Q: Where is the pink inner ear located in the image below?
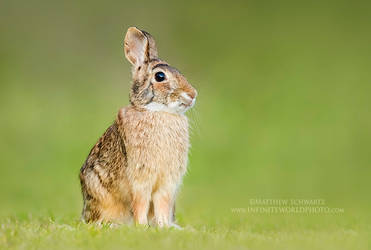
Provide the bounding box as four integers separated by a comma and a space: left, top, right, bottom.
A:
125, 30, 148, 66
125, 45, 137, 65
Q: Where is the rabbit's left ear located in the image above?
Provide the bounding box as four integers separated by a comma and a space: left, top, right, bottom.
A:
124, 27, 158, 66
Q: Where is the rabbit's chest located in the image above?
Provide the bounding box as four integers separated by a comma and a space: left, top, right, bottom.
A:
119, 108, 189, 176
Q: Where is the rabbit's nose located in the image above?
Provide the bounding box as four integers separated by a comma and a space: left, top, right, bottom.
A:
188, 89, 197, 100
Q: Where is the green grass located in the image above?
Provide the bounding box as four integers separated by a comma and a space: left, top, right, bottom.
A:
1, 0, 371, 249
1, 213, 369, 250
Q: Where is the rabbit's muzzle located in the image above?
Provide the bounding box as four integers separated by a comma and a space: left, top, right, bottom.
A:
180, 92, 196, 108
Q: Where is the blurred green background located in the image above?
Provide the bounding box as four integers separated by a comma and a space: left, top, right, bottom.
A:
0, 0, 371, 248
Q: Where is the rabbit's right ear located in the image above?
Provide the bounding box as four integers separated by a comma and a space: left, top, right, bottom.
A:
124, 27, 158, 66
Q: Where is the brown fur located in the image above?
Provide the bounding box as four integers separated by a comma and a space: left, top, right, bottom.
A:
79, 27, 197, 228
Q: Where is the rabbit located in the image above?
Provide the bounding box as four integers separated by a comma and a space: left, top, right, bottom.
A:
79, 27, 197, 228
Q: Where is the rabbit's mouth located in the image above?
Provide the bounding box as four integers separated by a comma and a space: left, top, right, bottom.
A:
166, 100, 193, 114
179, 99, 195, 109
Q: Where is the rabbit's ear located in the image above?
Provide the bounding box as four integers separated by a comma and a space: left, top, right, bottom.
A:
124, 27, 158, 66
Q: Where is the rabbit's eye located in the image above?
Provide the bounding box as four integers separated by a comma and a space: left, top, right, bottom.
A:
155, 72, 166, 82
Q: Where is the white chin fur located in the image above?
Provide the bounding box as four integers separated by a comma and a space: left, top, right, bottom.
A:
145, 102, 188, 114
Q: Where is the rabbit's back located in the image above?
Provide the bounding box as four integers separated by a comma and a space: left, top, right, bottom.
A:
79, 123, 130, 222
80, 123, 127, 188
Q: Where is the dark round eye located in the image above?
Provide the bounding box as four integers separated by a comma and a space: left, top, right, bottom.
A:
155, 71, 166, 82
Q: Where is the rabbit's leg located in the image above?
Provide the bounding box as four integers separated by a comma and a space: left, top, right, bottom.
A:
148, 202, 176, 227
132, 190, 151, 225
82, 196, 103, 223
80, 168, 129, 224
152, 185, 177, 228
82, 191, 130, 224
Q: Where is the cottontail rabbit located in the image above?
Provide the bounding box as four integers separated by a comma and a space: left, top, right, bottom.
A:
79, 27, 197, 228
